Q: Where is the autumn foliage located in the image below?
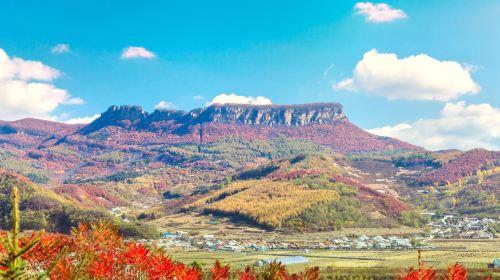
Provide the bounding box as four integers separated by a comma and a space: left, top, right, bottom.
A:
2, 219, 328, 280
418, 149, 500, 186
1, 221, 496, 279
397, 264, 470, 280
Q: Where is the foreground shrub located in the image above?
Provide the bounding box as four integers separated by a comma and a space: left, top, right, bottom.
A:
398, 263, 471, 280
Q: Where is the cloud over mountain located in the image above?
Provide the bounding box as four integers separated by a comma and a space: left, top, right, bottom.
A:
207, 93, 272, 106
335, 49, 480, 101
367, 102, 500, 150
154, 101, 175, 110
0, 48, 83, 120
64, 114, 100, 124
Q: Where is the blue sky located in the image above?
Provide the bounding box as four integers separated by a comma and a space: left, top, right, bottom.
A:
1, 0, 499, 150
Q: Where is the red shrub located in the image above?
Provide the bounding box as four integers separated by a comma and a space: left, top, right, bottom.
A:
211, 260, 231, 280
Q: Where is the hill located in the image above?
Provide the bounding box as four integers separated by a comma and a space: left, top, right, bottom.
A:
417, 149, 500, 186
0, 169, 158, 238
184, 154, 408, 231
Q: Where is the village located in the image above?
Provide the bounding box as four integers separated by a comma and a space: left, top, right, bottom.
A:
105, 206, 500, 252
427, 215, 497, 239
149, 232, 418, 252
139, 215, 498, 252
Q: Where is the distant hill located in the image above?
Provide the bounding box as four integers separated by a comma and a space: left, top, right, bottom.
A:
417, 149, 500, 186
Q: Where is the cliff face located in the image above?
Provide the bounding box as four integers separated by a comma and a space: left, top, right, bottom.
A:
79, 105, 148, 134
193, 103, 345, 126
81, 103, 346, 134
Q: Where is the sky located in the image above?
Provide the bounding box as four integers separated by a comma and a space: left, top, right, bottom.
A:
0, 0, 499, 151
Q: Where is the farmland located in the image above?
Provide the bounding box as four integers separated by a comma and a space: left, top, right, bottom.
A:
165, 239, 500, 273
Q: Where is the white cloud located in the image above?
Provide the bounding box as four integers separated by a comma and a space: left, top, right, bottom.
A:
63, 114, 100, 124
367, 102, 500, 150
0, 49, 61, 81
121, 46, 156, 59
193, 95, 204, 100
51, 44, 70, 54
207, 93, 272, 106
354, 2, 407, 23
0, 48, 83, 120
335, 49, 480, 101
154, 101, 175, 110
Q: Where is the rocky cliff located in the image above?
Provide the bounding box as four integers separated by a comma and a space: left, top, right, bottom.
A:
80, 103, 346, 134
191, 103, 345, 126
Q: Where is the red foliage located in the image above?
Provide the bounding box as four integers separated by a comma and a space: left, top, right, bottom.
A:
398, 264, 469, 280
443, 263, 467, 280
418, 149, 499, 186
20, 232, 71, 269
4, 222, 484, 280
330, 174, 407, 215
398, 266, 437, 280
210, 260, 231, 280
237, 267, 257, 280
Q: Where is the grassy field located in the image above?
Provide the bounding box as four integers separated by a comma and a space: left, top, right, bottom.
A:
164, 239, 500, 273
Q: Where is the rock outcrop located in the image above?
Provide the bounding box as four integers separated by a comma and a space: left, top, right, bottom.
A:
80, 103, 346, 134
191, 103, 345, 126
79, 105, 148, 134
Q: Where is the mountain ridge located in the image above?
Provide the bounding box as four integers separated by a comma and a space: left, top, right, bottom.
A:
0, 102, 422, 153
79, 102, 347, 134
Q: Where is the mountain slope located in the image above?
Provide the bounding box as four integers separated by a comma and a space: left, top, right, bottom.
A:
0, 169, 107, 232
184, 154, 408, 231
64, 103, 422, 153
0, 169, 158, 238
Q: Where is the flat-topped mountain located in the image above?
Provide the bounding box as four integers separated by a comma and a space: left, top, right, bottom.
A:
80, 103, 346, 134
0, 102, 421, 152
190, 102, 346, 126
69, 102, 419, 152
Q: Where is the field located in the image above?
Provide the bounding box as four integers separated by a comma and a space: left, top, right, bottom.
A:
165, 239, 500, 274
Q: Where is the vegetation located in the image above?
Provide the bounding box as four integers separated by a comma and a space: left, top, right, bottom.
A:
0, 170, 158, 239
398, 210, 431, 228
0, 172, 495, 279
412, 169, 500, 218
94, 151, 127, 163
186, 153, 411, 230
0, 153, 49, 184
284, 199, 364, 231
392, 153, 441, 168
417, 149, 499, 186
189, 180, 339, 228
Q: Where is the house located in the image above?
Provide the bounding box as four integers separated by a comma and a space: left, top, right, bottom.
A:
488, 259, 500, 269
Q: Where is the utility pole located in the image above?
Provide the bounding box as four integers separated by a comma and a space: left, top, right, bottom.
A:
198, 123, 203, 153
418, 249, 422, 280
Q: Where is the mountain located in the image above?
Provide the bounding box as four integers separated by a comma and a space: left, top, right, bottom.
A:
74, 103, 421, 153
0, 102, 498, 234
0, 118, 81, 149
